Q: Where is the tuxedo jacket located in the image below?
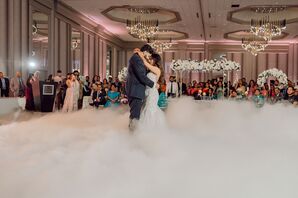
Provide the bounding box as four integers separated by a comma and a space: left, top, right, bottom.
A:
125, 53, 154, 100
92, 90, 106, 103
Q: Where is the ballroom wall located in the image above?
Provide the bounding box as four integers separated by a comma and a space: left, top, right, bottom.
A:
123, 42, 298, 83
0, 0, 126, 80
0, 0, 297, 83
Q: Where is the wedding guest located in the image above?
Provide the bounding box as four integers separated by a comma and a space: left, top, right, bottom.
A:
285, 86, 298, 104
45, 74, 54, 83
62, 73, 75, 112
253, 89, 265, 108
25, 74, 35, 111
166, 76, 179, 98
108, 75, 113, 84
261, 83, 269, 97
54, 71, 64, 111
53, 70, 63, 84
236, 80, 246, 95
73, 71, 81, 111
0, 71, 9, 97
83, 76, 92, 96
229, 88, 238, 99
105, 83, 120, 107
91, 84, 106, 108
102, 78, 109, 89
31, 71, 41, 111
159, 79, 167, 94
216, 81, 224, 99
10, 71, 25, 97
247, 80, 256, 98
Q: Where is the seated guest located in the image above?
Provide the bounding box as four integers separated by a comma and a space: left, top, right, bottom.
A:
83, 76, 92, 96
91, 84, 106, 108
0, 71, 9, 97
207, 88, 216, 100
285, 86, 298, 105
105, 83, 120, 107
253, 89, 265, 108
229, 88, 238, 99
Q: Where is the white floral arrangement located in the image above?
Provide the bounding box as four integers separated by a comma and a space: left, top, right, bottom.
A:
170, 58, 240, 72
257, 68, 288, 89
118, 67, 128, 82
170, 59, 202, 71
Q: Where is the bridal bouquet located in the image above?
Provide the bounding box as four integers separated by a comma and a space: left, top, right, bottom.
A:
257, 68, 288, 89
118, 67, 128, 82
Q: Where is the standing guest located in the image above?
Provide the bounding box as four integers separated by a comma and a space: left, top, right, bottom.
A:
91, 84, 106, 108
25, 74, 35, 111
83, 76, 92, 96
31, 71, 41, 111
73, 71, 81, 111
105, 83, 120, 107
10, 71, 25, 97
54, 70, 64, 110
159, 79, 167, 94
45, 74, 54, 83
53, 70, 63, 84
114, 77, 122, 91
108, 75, 113, 84
166, 76, 179, 98
102, 78, 109, 89
216, 81, 224, 99
62, 73, 75, 112
247, 80, 256, 98
0, 71, 9, 97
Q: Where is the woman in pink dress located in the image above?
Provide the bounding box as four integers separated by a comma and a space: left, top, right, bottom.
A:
62, 73, 75, 112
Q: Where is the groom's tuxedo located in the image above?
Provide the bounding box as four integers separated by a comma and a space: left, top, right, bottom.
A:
126, 53, 154, 120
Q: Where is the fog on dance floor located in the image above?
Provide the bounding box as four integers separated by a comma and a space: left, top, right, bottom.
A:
0, 98, 298, 198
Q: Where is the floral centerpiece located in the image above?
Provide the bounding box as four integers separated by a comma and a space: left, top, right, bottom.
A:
257, 68, 288, 89
118, 67, 128, 82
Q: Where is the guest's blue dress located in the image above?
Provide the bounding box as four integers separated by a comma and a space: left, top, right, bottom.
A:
105, 91, 120, 107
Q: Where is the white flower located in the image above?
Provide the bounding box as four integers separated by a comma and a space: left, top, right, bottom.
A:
257, 68, 287, 89
118, 67, 128, 82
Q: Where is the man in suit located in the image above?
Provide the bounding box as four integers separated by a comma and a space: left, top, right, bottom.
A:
0, 72, 10, 97
126, 44, 155, 131
10, 71, 25, 97
166, 76, 179, 98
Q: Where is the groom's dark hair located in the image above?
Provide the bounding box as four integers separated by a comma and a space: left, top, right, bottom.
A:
140, 44, 154, 54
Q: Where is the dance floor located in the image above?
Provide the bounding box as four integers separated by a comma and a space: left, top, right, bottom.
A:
0, 98, 297, 198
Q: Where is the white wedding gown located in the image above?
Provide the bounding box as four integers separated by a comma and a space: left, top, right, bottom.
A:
138, 72, 166, 130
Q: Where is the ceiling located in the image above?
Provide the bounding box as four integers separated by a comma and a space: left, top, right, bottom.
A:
61, 0, 298, 43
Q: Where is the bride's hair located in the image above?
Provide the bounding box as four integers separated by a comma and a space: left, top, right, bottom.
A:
151, 53, 164, 84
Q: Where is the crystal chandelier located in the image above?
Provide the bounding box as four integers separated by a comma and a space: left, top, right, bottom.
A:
241, 37, 268, 56
250, 16, 286, 41
126, 16, 159, 41
149, 40, 172, 54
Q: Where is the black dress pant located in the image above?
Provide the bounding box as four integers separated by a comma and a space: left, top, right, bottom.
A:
0, 89, 9, 97
128, 97, 143, 120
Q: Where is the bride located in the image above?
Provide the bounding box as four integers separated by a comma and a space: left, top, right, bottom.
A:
135, 50, 166, 130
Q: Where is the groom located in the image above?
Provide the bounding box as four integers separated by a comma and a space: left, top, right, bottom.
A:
126, 44, 155, 131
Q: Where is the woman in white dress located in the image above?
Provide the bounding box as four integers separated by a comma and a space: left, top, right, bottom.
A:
62, 73, 75, 112
136, 51, 166, 130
